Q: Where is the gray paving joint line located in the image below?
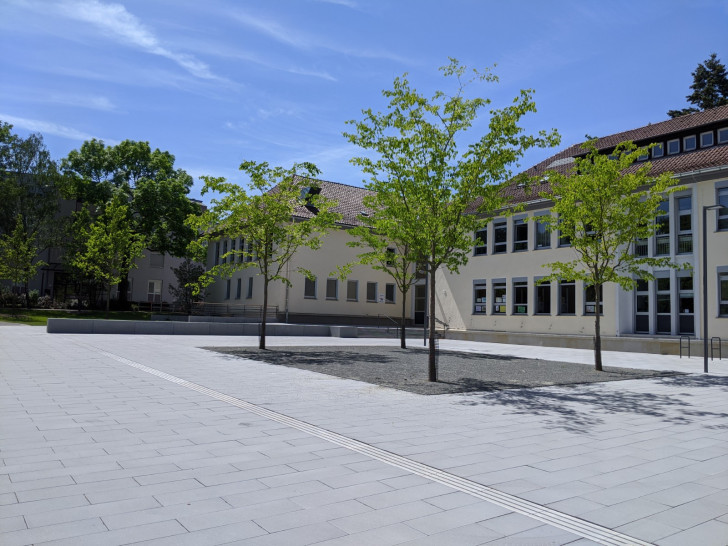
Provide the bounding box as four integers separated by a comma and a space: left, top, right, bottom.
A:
95, 347, 651, 546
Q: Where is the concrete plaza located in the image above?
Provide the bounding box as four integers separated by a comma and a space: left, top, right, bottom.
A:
1, 324, 727, 545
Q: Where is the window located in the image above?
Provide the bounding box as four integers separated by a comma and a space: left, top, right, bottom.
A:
238, 238, 244, 262
535, 218, 550, 249
366, 282, 377, 302
667, 139, 680, 155
347, 280, 358, 301
513, 219, 528, 251
326, 278, 338, 300
230, 238, 237, 263
652, 143, 664, 158
676, 196, 692, 254
222, 240, 228, 264
247, 277, 254, 299
635, 279, 649, 333
385, 248, 395, 266
718, 127, 728, 144
559, 280, 575, 315
148, 280, 162, 303
492, 280, 506, 314
584, 285, 603, 315
474, 228, 487, 255
683, 135, 697, 152
719, 272, 728, 317
245, 240, 254, 262
655, 200, 670, 256
513, 279, 528, 314
718, 187, 728, 231
678, 274, 694, 335
235, 278, 242, 299
558, 215, 571, 247
214, 242, 220, 265
535, 280, 551, 315
385, 283, 395, 303
656, 276, 671, 334
493, 221, 507, 253
225, 279, 231, 300
700, 131, 714, 148
473, 282, 487, 314
304, 276, 316, 299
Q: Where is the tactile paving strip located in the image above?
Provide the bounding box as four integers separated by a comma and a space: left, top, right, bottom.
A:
98, 348, 651, 546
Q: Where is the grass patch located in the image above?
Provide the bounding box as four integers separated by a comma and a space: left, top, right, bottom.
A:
0, 309, 153, 326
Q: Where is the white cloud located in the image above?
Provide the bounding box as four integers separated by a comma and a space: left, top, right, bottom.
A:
50, 94, 117, 111
52, 0, 221, 81
0, 113, 113, 143
230, 10, 412, 64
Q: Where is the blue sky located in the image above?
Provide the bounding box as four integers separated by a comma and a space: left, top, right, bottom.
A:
1, 0, 727, 203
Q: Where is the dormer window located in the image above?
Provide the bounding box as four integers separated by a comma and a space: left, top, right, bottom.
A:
718, 127, 728, 144
300, 186, 322, 201
652, 143, 664, 158
683, 135, 696, 152
667, 139, 680, 155
701, 131, 714, 148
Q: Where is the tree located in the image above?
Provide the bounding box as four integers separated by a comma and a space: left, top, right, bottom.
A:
345, 59, 560, 381
63, 139, 200, 306
538, 140, 683, 371
344, 195, 421, 349
188, 161, 341, 349
668, 53, 728, 118
71, 192, 146, 315
0, 121, 62, 248
0, 215, 47, 308
168, 258, 206, 314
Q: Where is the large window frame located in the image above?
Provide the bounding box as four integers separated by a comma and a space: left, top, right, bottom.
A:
493, 221, 507, 254
474, 228, 488, 256
304, 276, 317, 299
719, 269, 728, 317
492, 280, 506, 314
513, 219, 528, 252
385, 283, 396, 304
246, 277, 254, 299
326, 278, 338, 300
535, 279, 551, 315
347, 280, 358, 302
473, 281, 487, 315
718, 187, 728, 231
366, 282, 378, 302
559, 280, 575, 315
655, 200, 670, 256
534, 216, 550, 249
584, 284, 603, 315
676, 195, 692, 254
700, 131, 714, 148
512, 278, 528, 315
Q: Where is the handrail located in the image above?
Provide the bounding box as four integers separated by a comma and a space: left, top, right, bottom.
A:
378, 314, 400, 339
680, 335, 691, 359
711, 337, 722, 361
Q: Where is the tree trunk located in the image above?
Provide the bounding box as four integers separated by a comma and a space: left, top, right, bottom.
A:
400, 287, 407, 349
260, 276, 268, 350
118, 276, 130, 310
428, 269, 437, 382
594, 284, 603, 371
24, 280, 30, 309
105, 283, 111, 319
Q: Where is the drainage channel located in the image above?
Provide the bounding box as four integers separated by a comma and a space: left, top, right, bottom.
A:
98, 349, 651, 546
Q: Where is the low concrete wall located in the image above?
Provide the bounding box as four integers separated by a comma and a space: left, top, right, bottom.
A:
444, 329, 710, 356
47, 318, 334, 337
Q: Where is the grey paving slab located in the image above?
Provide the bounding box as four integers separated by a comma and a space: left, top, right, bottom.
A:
1, 326, 727, 545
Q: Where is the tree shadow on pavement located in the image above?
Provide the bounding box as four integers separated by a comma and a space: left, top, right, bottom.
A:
458, 374, 728, 434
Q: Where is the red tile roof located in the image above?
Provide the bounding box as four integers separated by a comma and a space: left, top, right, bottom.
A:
290, 177, 375, 227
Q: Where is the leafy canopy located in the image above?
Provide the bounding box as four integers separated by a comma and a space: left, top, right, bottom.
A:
668, 53, 728, 118
538, 140, 683, 290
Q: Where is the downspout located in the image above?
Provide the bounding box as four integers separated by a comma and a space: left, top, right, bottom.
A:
285, 255, 290, 323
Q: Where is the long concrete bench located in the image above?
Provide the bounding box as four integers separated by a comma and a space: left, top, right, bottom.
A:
46, 318, 338, 337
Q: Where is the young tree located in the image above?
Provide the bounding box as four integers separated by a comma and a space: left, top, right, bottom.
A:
344, 195, 421, 349
345, 59, 560, 381
539, 140, 683, 371
0, 215, 47, 308
668, 53, 728, 118
188, 161, 341, 349
168, 258, 206, 314
71, 193, 146, 315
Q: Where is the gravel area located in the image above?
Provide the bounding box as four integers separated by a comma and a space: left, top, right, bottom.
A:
206, 345, 679, 395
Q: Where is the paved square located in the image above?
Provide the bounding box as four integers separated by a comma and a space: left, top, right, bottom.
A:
1, 324, 727, 545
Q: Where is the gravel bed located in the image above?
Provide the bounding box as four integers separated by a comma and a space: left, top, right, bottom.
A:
206, 345, 679, 395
